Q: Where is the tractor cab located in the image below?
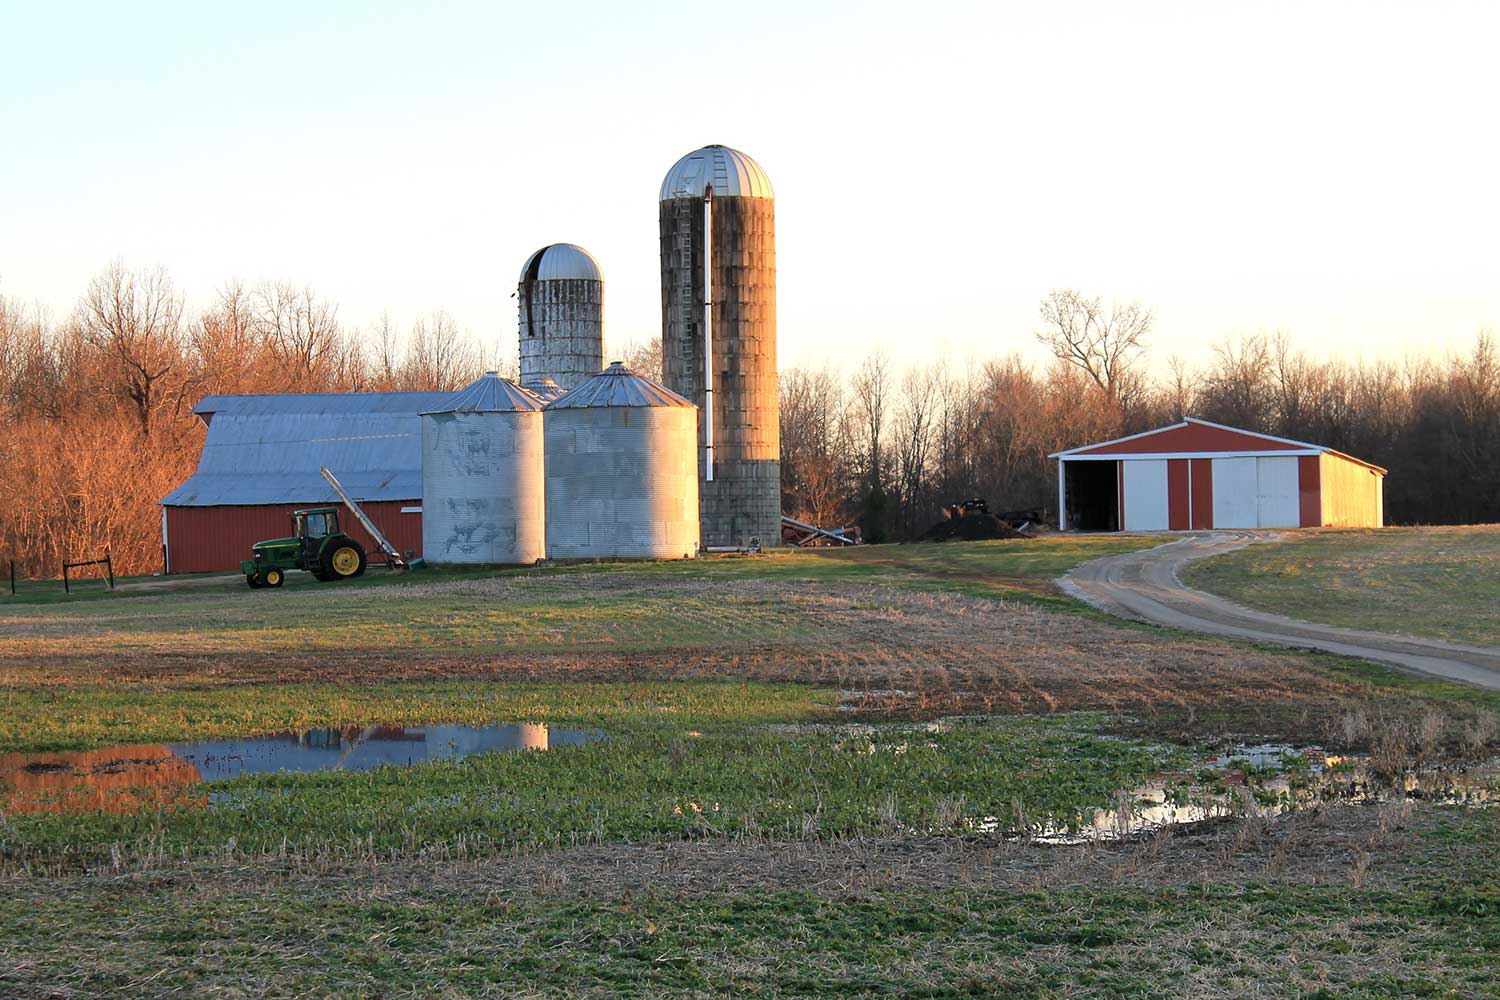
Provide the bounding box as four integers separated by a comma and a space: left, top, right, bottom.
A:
294, 507, 340, 541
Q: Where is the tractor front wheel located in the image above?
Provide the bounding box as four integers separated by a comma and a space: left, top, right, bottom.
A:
263, 567, 285, 588
323, 540, 367, 581
246, 572, 263, 589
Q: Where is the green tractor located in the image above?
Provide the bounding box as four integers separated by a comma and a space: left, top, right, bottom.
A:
241, 506, 368, 588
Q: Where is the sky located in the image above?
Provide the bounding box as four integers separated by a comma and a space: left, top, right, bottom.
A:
1, 1, 1497, 376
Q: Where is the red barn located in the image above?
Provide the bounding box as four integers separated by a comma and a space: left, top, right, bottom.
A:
1051, 418, 1386, 531
160, 391, 452, 573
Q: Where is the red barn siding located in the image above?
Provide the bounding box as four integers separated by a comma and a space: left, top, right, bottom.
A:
1297, 455, 1322, 528
165, 502, 422, 574
1189, 459, 1214, 529
1167, 459, 1190, 530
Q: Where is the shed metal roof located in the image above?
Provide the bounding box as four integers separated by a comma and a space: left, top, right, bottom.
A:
164, 391, 453, 506
1050, 418, 1387, 474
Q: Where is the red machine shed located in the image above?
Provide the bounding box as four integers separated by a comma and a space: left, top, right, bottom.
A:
1051, 418, 1386, 532
160, 391, 452, 573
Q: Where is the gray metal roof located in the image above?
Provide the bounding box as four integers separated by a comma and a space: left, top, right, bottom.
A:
421, 372, 544, 414
164, 390, 453, 506
660, 144, 773, 201
518, 243, 602, 283
545, 362, 695, 410
521, 376, 566, 402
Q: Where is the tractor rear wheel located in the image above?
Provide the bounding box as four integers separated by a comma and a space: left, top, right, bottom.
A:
264, 567, 285, 588
323, 540, 367, 580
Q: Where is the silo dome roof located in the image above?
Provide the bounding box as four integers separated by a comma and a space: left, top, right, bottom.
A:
518, 243, 602, 283
659, 144, 773, 201
545, 362, 694, 409
422, 372, 545, 414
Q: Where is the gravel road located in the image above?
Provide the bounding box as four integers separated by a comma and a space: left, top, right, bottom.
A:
1061, 531, 1500, 691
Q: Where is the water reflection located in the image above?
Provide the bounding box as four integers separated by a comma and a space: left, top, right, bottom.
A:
0, 722, 596, 815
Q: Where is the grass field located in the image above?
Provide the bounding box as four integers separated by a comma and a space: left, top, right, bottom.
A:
1184, 526, 1500, 646
2, 535, 1498, 998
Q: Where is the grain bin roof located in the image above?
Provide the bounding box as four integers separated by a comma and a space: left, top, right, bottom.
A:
518, 243, 602, 283
545, 362, 694, 410
660, 144, 773, 200
421, 372, 544, 414
161, 390, 452, 506
521, 376, 565, 402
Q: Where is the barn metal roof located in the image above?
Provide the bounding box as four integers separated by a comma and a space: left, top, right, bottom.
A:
544, 362, 694, 410
660, 144, 774, 201
518, 243, 602, 283
421, 372, 544, 414
163, 391, 454, 506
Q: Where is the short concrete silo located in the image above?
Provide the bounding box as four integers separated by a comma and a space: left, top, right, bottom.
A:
659, 144, 781, 548
518, 243, 604, 391
420, 372, 546, 565
544, 362, 699, 561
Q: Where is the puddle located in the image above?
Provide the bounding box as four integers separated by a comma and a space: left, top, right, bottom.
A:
1003, 746, 1499, 845
0, 722, 598, 815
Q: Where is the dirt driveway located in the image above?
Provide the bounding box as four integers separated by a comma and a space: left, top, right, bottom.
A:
1062, 531, 1500, 691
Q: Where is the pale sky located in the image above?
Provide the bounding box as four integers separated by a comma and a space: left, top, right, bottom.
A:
1, 1, 1496, 376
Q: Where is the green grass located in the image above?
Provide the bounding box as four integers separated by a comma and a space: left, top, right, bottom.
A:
4, 697, 1174, 858
1184, 526, 1500, 646
4, 811, 1498, 998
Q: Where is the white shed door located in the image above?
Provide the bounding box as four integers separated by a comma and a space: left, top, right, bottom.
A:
1122, 459, 1169, 530
1211, 457, 1258, 528
1255, 456, 1300, 527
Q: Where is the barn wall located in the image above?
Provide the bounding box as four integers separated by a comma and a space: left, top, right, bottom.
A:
1167, 459, 1190, 530
1319, 453, 1384, 528
165, 502, 422, 574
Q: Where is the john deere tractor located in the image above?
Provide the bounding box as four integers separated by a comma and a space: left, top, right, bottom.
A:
241, 507, 368, 588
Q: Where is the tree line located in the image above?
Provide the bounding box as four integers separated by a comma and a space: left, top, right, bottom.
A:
781, 289, 1500, 541
2, 264, 1496, 576
0, 261, 505, 578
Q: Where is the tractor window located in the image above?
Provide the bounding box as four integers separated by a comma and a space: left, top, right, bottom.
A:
304, 512, 331, 537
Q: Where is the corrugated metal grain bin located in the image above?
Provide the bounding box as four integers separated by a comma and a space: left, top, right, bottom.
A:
543, 362, 699, 560
420, 372, 546, 565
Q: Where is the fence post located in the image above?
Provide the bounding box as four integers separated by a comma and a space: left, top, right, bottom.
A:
63, 561, 70, 595
8, 560, 13, 596
106, 550, 114, 589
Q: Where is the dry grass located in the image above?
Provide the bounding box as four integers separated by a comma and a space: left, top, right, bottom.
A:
6, 574, 1491, 749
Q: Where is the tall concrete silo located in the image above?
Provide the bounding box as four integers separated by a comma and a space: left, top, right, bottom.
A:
659, 144, 780, 548
420, 372, 545, 565
543, 362, 699, 561
518, 243, 604, 391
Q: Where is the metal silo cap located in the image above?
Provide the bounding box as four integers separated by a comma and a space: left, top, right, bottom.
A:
544, 362, 696, 409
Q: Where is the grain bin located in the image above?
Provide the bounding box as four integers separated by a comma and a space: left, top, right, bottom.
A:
518, 243, 604, 391
659, 144, 780, 548
520, 376, 565, 403
544, 362, 699, 560
420, 372, 545, 565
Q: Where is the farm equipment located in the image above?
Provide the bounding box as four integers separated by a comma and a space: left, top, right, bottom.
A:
241, 467, 411, 588
241, 507, 367, 588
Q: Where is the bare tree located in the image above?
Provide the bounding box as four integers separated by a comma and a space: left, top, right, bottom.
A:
252, 281, 344, 386
1035, 288, 1153, 407
402, 310, 480, 391
621, 336, 664, 383
76, 261, 185, 436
